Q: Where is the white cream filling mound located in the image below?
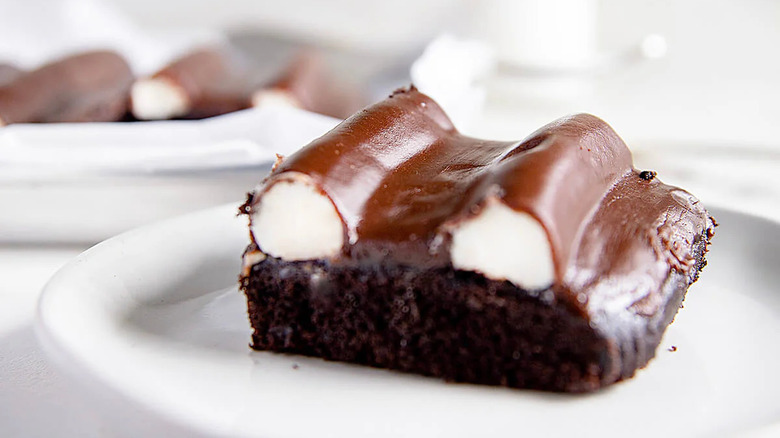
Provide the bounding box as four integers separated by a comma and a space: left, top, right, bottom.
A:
251, 175, 344, 261
130, 78, 190, 120
449, 200, 555, 290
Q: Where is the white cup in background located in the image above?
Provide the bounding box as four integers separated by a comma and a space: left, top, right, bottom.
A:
468, 0, 597, 70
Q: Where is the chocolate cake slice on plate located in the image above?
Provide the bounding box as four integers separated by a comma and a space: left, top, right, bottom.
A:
239, 86, 714, 392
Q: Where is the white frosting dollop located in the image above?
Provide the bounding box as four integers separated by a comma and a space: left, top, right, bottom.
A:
251, 173, 344, 261
449, 199, 555, 290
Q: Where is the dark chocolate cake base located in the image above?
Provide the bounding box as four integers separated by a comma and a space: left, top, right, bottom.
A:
240, 236, 708, 393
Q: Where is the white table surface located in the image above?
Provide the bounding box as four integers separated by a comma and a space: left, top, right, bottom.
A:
0, 246, 102, 437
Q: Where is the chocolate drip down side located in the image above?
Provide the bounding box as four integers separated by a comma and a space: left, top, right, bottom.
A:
566, 174, 714, 377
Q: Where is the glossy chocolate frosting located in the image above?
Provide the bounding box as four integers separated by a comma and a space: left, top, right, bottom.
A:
0, 51, 133, 125
249, 86, 713, 319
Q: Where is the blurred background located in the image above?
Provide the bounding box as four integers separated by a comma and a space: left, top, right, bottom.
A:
1, 1, 779, 437
9, 0, 773, 141
1, 0, 778, 241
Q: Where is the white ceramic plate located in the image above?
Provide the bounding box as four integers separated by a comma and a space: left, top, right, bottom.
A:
36, 204, 780, 438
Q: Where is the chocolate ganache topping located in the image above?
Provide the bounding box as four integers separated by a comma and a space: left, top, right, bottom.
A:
247, 86, 714, 320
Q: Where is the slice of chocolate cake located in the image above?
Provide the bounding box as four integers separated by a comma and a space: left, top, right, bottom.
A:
239, 86, 715, 392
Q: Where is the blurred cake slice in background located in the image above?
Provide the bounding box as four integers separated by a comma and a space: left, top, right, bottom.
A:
0, 51, 133, 126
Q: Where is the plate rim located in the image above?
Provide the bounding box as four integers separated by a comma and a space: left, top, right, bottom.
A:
34, 202, 780, 438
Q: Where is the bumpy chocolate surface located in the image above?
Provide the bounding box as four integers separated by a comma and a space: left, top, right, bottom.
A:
242, 87, 715, 391
250, 87, 713, 309
0, 51, 133, 125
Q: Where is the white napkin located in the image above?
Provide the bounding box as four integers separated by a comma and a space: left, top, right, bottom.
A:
411, 34, 495, 134
0, 106, 339, 180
